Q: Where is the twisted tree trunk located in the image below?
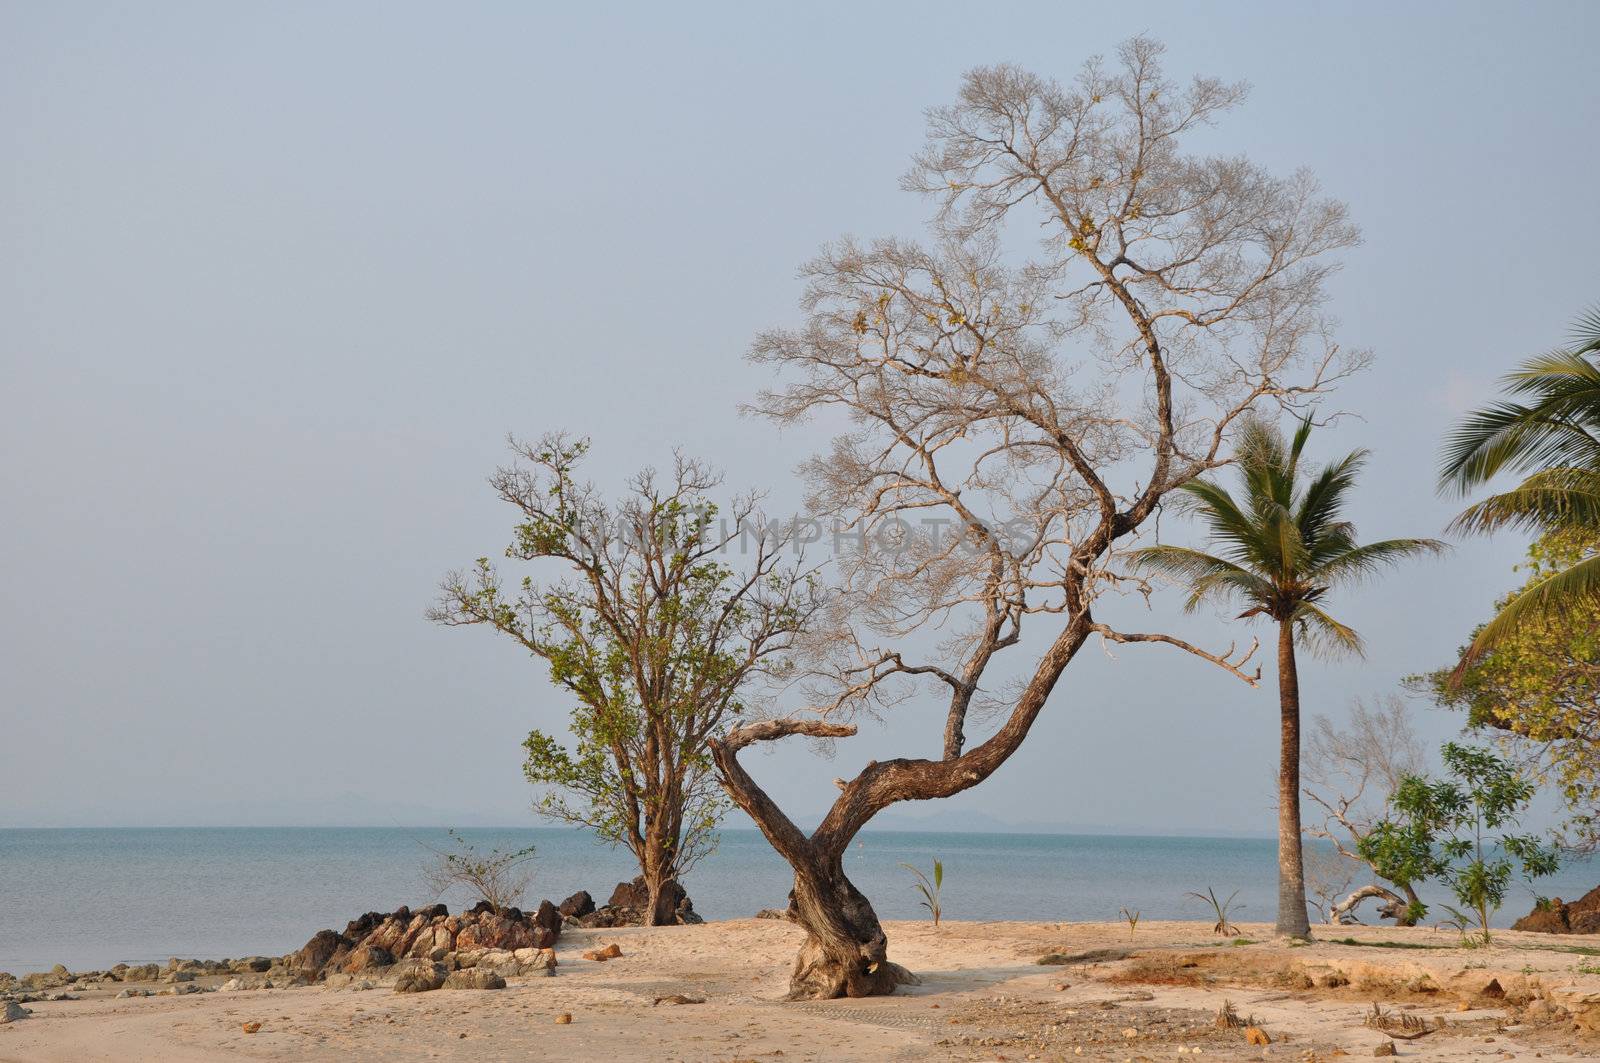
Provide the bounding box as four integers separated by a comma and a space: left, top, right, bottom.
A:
785, 849, 917, 999
1329, 882, 1421, 926
1276, 619, 1312, 939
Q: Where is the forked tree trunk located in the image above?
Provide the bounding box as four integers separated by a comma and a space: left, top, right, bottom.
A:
786, 850, 918, 999
639, 819, 681, 927
1276, 619, 1312, 939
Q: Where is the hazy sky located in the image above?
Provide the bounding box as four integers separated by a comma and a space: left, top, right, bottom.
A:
3, 1, 1597, 834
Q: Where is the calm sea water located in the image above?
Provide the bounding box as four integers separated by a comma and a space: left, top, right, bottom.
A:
3, 827, 1595, 974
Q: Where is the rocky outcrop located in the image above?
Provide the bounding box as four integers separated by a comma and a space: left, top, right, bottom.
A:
288, 901, 562, 981
565, 877, 703, 928
1511, 885, 1600, 934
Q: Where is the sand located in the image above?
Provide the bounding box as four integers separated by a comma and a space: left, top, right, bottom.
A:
3, 918, 1599, 1061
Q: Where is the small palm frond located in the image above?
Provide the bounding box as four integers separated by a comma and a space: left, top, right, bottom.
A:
1292, 601, 1365, 659
1573, 304, 1600, 356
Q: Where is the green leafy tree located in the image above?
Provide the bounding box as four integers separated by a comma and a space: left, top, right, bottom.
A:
1359, 743, 1560, 943
1414, 530, 1600, 849
1132, 417, 1445, 938
431, 435, 819, 925
1439, 305, 1600, 660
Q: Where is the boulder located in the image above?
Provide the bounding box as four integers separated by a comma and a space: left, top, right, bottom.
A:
392, 961, 448, 994
443, 968, 506, 990
1, 1001, 29, 1024
340, 945, 394, 974
289, 929, 347, 973
559, 891, 595, 919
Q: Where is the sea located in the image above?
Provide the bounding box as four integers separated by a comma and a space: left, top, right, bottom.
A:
3, 827, 1596, 975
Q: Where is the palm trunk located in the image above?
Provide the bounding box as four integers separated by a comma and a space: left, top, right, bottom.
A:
1276, 618, 1312, 939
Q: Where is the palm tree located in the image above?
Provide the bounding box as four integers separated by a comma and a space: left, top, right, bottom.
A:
1132, 417, 1445, 938
1440, 305, 1600, 660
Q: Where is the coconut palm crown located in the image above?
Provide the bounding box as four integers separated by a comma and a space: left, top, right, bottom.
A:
1439, 305, 1600, 659
1132, 415, 1445, 938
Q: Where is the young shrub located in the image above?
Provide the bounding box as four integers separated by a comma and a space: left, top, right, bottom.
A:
1120, 906, 1141, 939
899, 859, 943, 927
1187, 887, 1244, 936
1359, 743, 1560, 944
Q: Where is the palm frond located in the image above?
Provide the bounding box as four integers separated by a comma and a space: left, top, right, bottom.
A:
1309, 537, 1450, 587
1292, 601, 1365, 659
1462, 552, 1600, 663
1439, 351, 1600, 494
1126, 545, 1275, 613
1448, 467, 1600, 538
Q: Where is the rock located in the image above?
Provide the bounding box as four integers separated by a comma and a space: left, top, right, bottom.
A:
582, 943, 622, 962
755, 908, 789, 921
558, 891, 595, 919
1, 1001, 29, 1023
1244, 1027, 1271, 1046
1373, 1043, 1396, 1057
340, 945, 394, 974
220, 978, 243, 992
443, 968, 506, 990
555, 1012, 572, 1024
243, 1021, 262, 1034
392, 961, 448, 994
290, 929, 347, 973
161, 970, 196, 983
120, 964, 160, 983
1513, 886, 1600, 934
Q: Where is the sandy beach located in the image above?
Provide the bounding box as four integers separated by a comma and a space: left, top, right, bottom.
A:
4, 919, 1599, 1062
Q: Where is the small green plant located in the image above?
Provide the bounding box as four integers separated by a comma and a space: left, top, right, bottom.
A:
1186, 887, 1243, 936
900, 858, 943, 927
1575, 962, 1600, 975
421, 830, 536, 916
1120, 907, 1142, 939
1360, 743, 1561, 945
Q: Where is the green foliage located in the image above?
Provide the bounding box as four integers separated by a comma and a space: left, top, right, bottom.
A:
432, 436, 817, 900
1358, 743, 1561, 944
1415, 530, 1600, 849
1439, 304, 1600, 658
1186, 886, 1243, 936
900, 859, 944, 927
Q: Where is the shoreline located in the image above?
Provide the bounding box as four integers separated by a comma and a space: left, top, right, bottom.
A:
4, 919, 1600, 1061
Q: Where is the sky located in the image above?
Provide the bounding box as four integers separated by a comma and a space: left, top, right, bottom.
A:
2, 1, 1597, 835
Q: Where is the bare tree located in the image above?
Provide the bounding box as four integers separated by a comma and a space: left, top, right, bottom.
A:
432, 436, 819, 925
712, 38, 1363, 998
1302, 695, 1427, 924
